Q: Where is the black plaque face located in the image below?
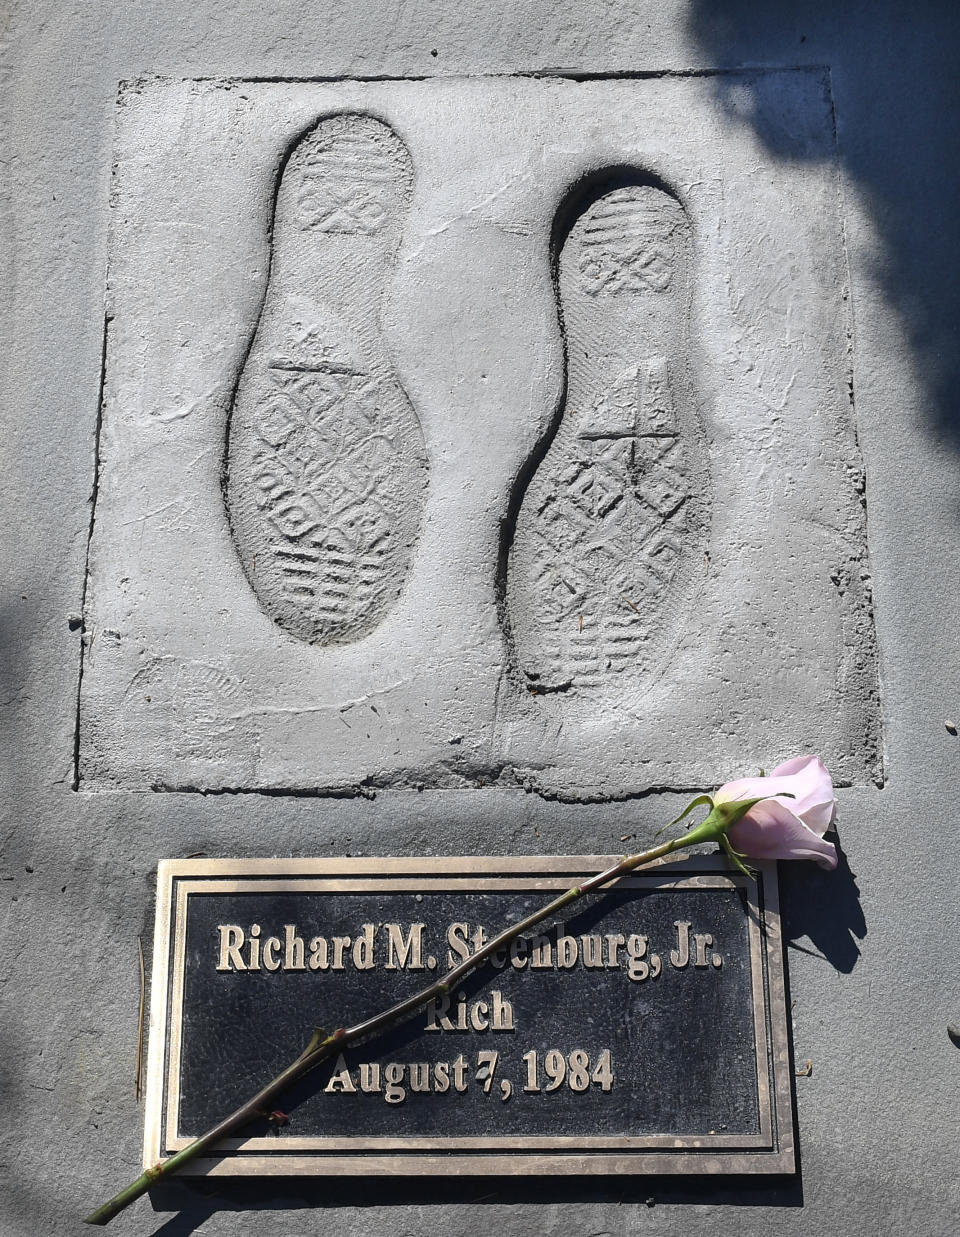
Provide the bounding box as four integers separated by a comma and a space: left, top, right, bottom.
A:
144, 856, 794, 1175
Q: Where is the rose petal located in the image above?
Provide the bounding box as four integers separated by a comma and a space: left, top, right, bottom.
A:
714, 774, 818, 829
727, 798, 838, 870
716, 774, 795, 804
717, 757, 836, 837
768, 756, 835, 834
769, 755, 821, 778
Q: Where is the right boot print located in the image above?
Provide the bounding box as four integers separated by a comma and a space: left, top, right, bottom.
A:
225, 114, 427, 646
506, 180, 708, 695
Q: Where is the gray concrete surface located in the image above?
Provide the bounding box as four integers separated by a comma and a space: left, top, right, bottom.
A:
2, 2, 959, 1235
82, 72, 875, 797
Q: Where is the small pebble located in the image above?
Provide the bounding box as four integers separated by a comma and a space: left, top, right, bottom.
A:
947, 721, 958, 735
948, 1024, 960, 1047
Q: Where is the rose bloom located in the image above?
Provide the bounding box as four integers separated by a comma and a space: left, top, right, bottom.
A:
714, 755, 838, 869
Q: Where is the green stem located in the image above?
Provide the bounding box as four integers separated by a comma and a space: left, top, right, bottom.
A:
85, 824, 709, 1225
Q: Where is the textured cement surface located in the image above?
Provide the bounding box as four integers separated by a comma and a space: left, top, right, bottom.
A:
82, 71, 875, 797
2, 2, 960, 1236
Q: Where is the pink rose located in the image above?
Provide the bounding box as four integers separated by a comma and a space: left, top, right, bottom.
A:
714, 755, 838, 869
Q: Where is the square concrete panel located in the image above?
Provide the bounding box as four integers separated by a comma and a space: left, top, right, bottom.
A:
78, 70, 879, 796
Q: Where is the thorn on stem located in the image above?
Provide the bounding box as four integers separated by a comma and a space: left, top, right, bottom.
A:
306, 1026, 327, 1053
720, 834, 755, 879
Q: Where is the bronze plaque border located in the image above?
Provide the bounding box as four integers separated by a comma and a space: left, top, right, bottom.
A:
144, 855, 794, 1176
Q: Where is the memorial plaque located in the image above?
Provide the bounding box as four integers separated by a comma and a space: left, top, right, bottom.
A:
144, 855, 794, 1176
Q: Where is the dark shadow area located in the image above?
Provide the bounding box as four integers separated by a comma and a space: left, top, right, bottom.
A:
779, 833, 866, 973
685, 2, 960, 446
149, 1171, 802, 1237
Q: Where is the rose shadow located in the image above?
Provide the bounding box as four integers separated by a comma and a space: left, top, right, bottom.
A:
780, 833, 865, 975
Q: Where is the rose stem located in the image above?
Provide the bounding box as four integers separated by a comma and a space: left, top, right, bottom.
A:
84, 821, 718, 1226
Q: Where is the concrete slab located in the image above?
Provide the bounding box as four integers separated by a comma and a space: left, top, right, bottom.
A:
80, 71, 878, 796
